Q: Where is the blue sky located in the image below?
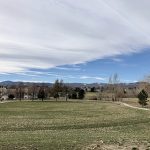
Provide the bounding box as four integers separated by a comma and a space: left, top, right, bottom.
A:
0, 0, 150, 83
1, 50, 150, 83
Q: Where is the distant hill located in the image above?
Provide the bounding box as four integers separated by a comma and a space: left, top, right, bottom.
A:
0, 81, 15, 86
0, 81, 52, 87
0, 80, 141, 88
0, 81, 103, 87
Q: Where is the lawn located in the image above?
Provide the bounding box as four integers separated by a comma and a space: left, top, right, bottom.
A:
84, 92, 98, 100
0, 100, 150, 150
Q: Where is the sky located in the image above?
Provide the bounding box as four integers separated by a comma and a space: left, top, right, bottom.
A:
0, 0, 150, 83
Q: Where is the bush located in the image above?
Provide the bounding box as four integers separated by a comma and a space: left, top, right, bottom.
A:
91, 87, 96, 92
8, 94, 15, 100
71, 92, 77, 99
78, 89, 85, 99
138, 89, 148, 107
54, 93, 59, 99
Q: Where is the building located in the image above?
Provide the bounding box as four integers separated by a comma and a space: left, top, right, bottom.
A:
0, 86, 8, 100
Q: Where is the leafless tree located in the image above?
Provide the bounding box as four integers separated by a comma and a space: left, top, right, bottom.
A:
108, 73, 122, 101
28, 84, 39, 100
16, 83, 24, 101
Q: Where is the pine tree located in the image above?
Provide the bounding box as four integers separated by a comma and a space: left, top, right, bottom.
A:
78, 89, 85, 99
52, 79, 63, 101
138, 89, 148, 107
38, 88, 46, 101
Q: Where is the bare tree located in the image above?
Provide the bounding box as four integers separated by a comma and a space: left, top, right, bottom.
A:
16, 83, 24, 101
139, 75, 150, 96
108, 73, 122, 101
62, 85, 69, 101
108, 75, 113, 85
29, 84, 38, 101
113, 73, 120, 84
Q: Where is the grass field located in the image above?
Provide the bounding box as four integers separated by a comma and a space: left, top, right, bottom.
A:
0, 100, 150, 150
85, 92, 98, 100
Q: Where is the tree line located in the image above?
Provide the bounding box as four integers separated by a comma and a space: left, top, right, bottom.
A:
7, 79, 85, 101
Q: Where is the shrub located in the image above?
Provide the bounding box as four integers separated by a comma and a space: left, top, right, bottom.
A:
138, 89, 148, 107
8, 94, 15, 100
78, 89, 85, 99
71, 92, 77, 99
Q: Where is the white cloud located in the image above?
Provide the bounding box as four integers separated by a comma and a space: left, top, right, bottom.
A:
55, 66, 81, 71
80, 76, 105, 81
112, 58, 123, 62
13, 70, 77, 79
0, 0, 150, 73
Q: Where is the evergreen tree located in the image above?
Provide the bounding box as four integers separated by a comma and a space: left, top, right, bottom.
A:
91, 87, 96, 92
138, 89, 148, 107
71, 92, 77, 99
78, 89, 85, 99
38, 88, 46, 101
8, 94, 15, 100
52, 79, 63, 101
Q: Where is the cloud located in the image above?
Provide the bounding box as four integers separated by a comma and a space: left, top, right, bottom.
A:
112, 58, 123, 62
55, 66, 81, 71
11, 69, 105, 82
12, 70, 77, 79
0, 0, 150, 73
80, 76, 105, 81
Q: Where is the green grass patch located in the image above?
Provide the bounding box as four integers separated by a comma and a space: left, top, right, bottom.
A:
0, 101, 150, 149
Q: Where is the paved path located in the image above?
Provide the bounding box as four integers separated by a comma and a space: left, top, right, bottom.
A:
121, 102, 150, 111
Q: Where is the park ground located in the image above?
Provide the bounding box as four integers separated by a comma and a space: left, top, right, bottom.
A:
0, 100, 150, 150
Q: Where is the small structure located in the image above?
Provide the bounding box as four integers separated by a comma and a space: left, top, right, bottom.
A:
1, 95, 8, 101
0, 86, 8, 101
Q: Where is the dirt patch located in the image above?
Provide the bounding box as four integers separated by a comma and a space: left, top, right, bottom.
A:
82, 140, 150, 150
